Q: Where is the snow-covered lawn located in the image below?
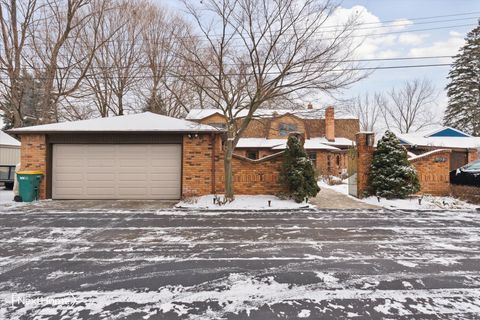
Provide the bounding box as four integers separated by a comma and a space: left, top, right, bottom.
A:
319, 179, 477, 210
176, 194, 311, 210
0, 188, 14, 204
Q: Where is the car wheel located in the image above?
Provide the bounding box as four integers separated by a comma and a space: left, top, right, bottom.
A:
4, 182, 14, 190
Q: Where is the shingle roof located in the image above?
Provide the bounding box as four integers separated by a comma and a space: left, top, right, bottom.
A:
236, 137, 353, 151
9, 112, 222, 134
186, 108, 357, 120
0, 131, 20, 147
397, 127, 480, 149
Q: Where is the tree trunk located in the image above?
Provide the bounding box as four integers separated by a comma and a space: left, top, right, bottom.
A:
224, 137, 234, 200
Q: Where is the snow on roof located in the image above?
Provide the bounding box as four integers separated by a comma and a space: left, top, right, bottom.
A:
315, 137, 355, 147
9, 112, 221, 134
272, 139, 341, 151
0, 131, 20, 147
236, 137, 345, 151
397, 130, 480, 149
408, 149, 451, 161
236, 138, 286, 149
185, 108, 357, 120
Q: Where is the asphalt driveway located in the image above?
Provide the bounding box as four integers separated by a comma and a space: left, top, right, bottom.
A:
0, 207, 479, 319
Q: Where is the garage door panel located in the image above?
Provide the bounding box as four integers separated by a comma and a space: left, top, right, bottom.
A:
55, 187, 84, 195
53, 144, 181, 199
150, 173, 180, 180
56, 159, 85, 167
55, 173, 84, 181
118, 159, 149, 167
117, 188, 148, 195
151, 188, 181, 196
117, 173, 147, 181
85, 173, 115, 181
85, 188, 116, 196
87, 159, 115, 167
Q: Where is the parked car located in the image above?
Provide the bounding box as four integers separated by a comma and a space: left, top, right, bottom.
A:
0, 165, 16, 189
450, 159, 480, 187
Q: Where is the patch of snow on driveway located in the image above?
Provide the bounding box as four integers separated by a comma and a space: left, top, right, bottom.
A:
319, 180, 477, 210
0, 189, 14, 203
177, 195, 311, 210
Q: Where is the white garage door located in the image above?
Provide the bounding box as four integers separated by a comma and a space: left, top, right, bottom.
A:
52, 144, 181, 200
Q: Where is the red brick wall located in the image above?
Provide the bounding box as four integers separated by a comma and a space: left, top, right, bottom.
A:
356, 133, 375, 198
468, 149, 478, 163
197, 112, 360, 140
354, 135, 453, 198
214, 153, 286, 195
325, 107, 335, 141
182, 134, 216, 197
315, 151, 348, 177
20, 134, 47, 199
19, 132, 286, 199
268, 114, 306, 139
410, 150, 451, 196
182, 134, 286, 197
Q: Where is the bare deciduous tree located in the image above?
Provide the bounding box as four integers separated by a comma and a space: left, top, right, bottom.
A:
180, 0, 364, 199
382, 78, 438, 134
0, 0, 38, 127
140, 4, 211, 118
82, 0, 147, 117
28, 0, 109, 123
340, 92, 385, 132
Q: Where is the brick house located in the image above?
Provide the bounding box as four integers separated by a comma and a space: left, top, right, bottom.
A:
10, 106, 359, 201
186, 105, 359, 177
397, 127, 479, 170
354, 129, 480, 198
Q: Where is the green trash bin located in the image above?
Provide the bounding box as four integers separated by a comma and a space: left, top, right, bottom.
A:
17, 171, 43, 202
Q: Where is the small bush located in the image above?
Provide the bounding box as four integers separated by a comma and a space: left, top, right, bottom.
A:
280, 135, 320, 202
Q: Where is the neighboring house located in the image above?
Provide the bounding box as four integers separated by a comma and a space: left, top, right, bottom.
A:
186, 106, 359, 177
0, 131, 21, 189
397, 127, 480, 171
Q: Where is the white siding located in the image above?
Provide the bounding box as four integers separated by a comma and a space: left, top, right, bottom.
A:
0, 146, 20, 165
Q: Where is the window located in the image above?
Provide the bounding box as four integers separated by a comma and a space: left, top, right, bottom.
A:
279, 123, 297, 136
336, 155, 341, 166
246, 150, 259, 160
207, 123, 227, 130
308, 152, 317, 167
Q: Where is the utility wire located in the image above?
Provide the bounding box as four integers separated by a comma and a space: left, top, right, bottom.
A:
184, 11, 480, 39
0, 55, 454, 71
0, 63, 453, 81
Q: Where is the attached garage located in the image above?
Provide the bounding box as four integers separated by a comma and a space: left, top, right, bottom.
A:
9, 112, 221, 200
52, 144, 182, 200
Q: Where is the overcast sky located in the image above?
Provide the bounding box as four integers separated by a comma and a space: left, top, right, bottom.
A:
159, 0, 479, 119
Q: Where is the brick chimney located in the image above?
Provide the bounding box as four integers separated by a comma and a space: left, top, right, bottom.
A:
325, 106, 335, 142
307, 103, 313, 109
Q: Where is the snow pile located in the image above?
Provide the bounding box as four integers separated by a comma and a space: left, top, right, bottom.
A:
319, 180, 476, 210
362, 195, 477, 210
176, 195, 311, 210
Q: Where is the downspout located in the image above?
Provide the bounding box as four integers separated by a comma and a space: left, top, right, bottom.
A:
211, 133, 216, 194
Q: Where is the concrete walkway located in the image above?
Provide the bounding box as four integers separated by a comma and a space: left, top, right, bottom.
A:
311, 186, 379, 209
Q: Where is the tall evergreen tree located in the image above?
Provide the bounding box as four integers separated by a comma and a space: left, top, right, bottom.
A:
368, 131, 420, 199
444, 21, 480, 135
280, 134, 320, 203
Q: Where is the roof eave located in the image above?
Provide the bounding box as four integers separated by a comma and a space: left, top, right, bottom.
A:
7, 129, 225, 135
